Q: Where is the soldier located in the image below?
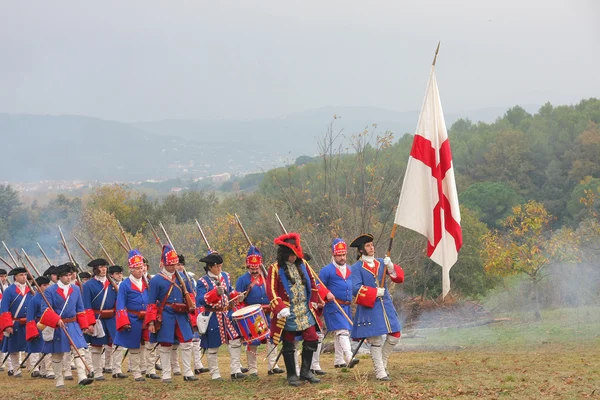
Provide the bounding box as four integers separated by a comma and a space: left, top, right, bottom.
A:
267, 233, 323, 387
0, 268, 9, 372
144, 245, 197, 383
82, 258, 122, 380
235, 246, 284, 378
25, 276, 53, 378
196, 252, 246, 381
107, 265, 126, 376
109, 266, 124, 286
140, 257, 159, 379
317, 238, 360, 369
114, 250, 148, 382
39, 264, 94, 387
79, 272, 91, 284
43, 266, 58, 285
349, 234, 404, 381
0, 267, 34, 377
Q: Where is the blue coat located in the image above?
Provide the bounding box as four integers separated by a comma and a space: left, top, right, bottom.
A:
40, 284, 88, 353
318, 263, 353, 332
235, 272, 272, 345
146, 272, 194, 344
197, 272, 240, 349
25, 293, 48, 354
350, 258, 402, 338
114, 278, 148, 349
83, 278, 117, 345
0, 284, 33, 353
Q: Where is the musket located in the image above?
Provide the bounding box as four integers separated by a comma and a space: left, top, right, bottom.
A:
15, 248, 39, 276
28, 353, 47, 373
2, 241, 19, 269
194, 219, 213, 252
0, 255, 14, 270
158, 222, 197, 306
233, 214, 269, 278
1, 352, 9, 367
116, 219, 132, 251
112, 234, 129, 253
37, 242, 53, 266
73, 237, 119, 293
21, 249, 44, 283
350, 337, 366, 362
21, 251, 92, 374
268, 346, 283, 371
99, 242, 116, 266
19, 352, 33, 369
274, 214, 353, 326
57, 226, 84, 289
146, 218, 164, 250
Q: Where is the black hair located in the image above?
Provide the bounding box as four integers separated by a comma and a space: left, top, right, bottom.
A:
356, 244, 366, 260
276, 246, 307, 287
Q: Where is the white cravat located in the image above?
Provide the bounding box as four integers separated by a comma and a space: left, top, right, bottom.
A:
129, 275, 143, 291
95, 276, 107, 283
161, 269, 174, 279
15, 282, 27, 295
333, 258, 347, 276
361, 255, 375, 267
57, 281, 70, 296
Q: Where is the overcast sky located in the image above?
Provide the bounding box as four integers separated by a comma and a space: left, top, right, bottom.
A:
0, 0, 598, 121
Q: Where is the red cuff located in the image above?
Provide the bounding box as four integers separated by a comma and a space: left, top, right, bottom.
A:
271, 300, 286, 317
25, 320, 40, 341
116, 310, 131, 331
310, 288, 320, 304
40, 309, 61, 328
355, 285, 378, 308
77, 312, 90, 329
85, 309, 97, 325
144, 304, 157, 326
204, 288, 222, 305
0, 312, 13, 332
389, 265, 404, 283
189, 293, 196, 305
317, 285, 330, 302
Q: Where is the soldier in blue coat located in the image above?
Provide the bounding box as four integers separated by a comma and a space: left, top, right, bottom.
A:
197, 252, 246, 381
0, 268, 34, 377
82, 258, 120, 380
39, 264, 94, 387
235, 246, 284, 377
144, 245, 197, 383
114, 250, 149, 382
25, 276, 52, 378
349, 234, 405, 381
317, 238, 360, 369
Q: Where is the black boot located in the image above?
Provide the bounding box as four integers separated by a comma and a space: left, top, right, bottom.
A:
282, 342, 302, 387
299, 341, 321, 384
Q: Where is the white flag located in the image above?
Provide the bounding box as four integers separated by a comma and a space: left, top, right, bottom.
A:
394, 67, 463, 298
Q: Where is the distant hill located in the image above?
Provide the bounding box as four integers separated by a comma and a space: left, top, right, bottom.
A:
1, 104, 540, 182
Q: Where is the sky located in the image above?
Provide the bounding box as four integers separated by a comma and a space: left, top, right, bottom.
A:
0, 0, 598, 121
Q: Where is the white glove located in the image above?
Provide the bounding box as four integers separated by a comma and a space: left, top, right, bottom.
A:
383, 256, 393, 267
376, 288, 385, 298
235, 292, 246, 302
277, 307, 291, 319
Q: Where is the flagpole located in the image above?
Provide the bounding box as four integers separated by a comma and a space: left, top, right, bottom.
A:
432, 41, 440, 66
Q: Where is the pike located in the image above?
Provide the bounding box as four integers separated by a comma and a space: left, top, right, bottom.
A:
73, 236, 119, 293
20, 250, 92, 374
274, 214, 353, 326
37, 242, 53, 266
57, 225, 84, 288
158, 221, 197, 305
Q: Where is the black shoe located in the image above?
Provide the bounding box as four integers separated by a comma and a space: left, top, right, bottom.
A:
71, 365, 76, 371
268, 367, 285, 375
247, 373, 259, 380
334, 364, 347, 368
155, 363, 162, 371
173, 371, 182, 376
146, 373, 160, 380
78, 378, 94, 385
162, 378, 172, 384
300, 341, 321, 384
12, 372, 22, 378
134, 377, 146, 382
95, 376, 105, 381
103, 368, 112, 374
311, 369, 326, 376
31, 371, 41, 378
7, 370, 13, 376
377, 375, 392, 381
87, 372, 95, 379
240, 367, 249, 373
287, 375, 303, 387
348, 358, 360, 368
195, 368, 210, 374
112, 373, 128, 379
46, 374, 56, 379
300, 374, 321, 384
231, 372, 247, 380
64, 376, 74, 380
183, 375, 198, 382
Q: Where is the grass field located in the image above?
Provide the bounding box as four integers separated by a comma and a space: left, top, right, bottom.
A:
1, 306, 599, 399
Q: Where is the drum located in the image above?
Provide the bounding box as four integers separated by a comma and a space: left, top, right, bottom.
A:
231, 304, 270, 344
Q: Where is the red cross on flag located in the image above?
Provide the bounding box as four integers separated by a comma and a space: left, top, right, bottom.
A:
394, 63, 463, 298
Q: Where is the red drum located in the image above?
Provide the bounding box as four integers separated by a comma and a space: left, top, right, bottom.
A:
232, 304, 270, 344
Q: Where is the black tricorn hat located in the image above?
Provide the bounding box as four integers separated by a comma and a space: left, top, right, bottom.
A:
108, 265, 123, 274
87, 258, 109, 268
178, 254, 186, 265
55, 264, 72, 277
199, 253, 223, 265
43, 266, 57, 276
35, 276, 51, 286
8, 267, 27, 276
0, 268, 7, 275
349, 234, 374, 248
79, 272, 92, 279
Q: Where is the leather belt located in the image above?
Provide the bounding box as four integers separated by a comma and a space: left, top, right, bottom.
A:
62, 317, 77, 323
335, 299, 352, 305
12, 317, 27, 325
127, 309, 147, 319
